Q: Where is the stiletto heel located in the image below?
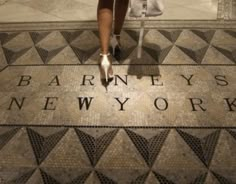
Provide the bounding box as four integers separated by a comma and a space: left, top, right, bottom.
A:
103, 64, 109, 82
99, 53, 113, 82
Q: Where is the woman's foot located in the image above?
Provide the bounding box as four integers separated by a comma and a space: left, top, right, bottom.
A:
110, 34, 122, 60
99, 53, 113, 82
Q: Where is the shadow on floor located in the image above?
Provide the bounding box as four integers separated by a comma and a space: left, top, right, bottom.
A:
127, 59, 161, 79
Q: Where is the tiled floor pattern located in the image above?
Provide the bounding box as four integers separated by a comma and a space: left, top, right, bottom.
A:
0, 126, 235, 183
0, 28, 235, 183
0, 29, 236, 67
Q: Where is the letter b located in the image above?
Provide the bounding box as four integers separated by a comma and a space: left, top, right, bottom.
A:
18, 75, 32, 86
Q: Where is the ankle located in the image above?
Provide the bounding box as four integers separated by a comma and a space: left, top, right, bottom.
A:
113, 34, 121, 45
100, 52, 110, 56
99, 53, 112, 64
113, 33, 121, 38
113, 32, 121, 36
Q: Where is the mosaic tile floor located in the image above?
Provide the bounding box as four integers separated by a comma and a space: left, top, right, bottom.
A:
0, 126, 235, 183
0, 28, 235, 183
0, 29, 235, 126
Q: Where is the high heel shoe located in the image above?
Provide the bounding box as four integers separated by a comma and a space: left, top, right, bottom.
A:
99, 53, 113, 82
110, 34, 121, 60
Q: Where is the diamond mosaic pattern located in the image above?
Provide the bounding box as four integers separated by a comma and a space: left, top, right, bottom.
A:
177, 129, 220, 167
27, 127, 68, 165
0, 126, 235, 183
0, 29, 236, 69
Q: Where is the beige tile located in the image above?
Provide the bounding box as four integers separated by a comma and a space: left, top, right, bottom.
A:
0, 3, 62, 22
0, 0, 219, 22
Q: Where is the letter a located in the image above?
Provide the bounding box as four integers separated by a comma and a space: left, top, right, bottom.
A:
49, 75, 60, 86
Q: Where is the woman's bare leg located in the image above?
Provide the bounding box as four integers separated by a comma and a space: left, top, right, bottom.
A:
97, 0, 114, 54
114, 0, 129, 43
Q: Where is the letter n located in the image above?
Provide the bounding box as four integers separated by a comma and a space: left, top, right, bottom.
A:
8, 97, 26, 110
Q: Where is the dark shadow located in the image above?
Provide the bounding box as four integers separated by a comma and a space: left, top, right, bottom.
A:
100, 76, 114, 92
126, 45, 161, 79
109, 46, 122, 62
127, 62, 161, 80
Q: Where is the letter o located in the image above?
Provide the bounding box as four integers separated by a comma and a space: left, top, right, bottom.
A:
154, 97, 168, 111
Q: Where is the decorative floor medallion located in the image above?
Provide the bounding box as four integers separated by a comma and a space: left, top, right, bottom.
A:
0, 28, 235, 183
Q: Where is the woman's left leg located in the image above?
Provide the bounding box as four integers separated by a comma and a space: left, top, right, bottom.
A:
114, 0, 129, 44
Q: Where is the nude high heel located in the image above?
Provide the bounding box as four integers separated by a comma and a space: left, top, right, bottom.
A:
99, 53, 113, 82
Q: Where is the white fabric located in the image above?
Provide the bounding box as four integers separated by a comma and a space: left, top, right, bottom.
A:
128, 0, 164, 58
129, 0, 144, 17
129, 0, 164, 17
146, 0, 164, 16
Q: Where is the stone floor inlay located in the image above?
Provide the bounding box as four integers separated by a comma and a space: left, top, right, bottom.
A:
0, 28, 235, 183
0, 64, 235, 126
0, 29, 235, 126
0, 126, 235, 183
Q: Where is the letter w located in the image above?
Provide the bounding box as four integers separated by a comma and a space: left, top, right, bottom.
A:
77, 97, 94, 110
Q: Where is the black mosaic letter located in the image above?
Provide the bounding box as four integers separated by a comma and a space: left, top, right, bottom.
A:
18, 75, 32, 86
215, 75, 229, 86
81, 75, 95, 86
189, 98, 207, 111
151, 75, 163, 86
48, 75, 60, 86
224, 98, 236, 111
154, 97, 168, 111
114, 97, 130, 111
8, 97, 26, 110
43, 97, 58, 110
114, 75, 128, 86
77, 97, 94, 110
180, 74, 194, 86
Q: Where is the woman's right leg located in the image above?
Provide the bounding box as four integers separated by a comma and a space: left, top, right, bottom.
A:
97, 0, 114, 54
97, 0, 114, 82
